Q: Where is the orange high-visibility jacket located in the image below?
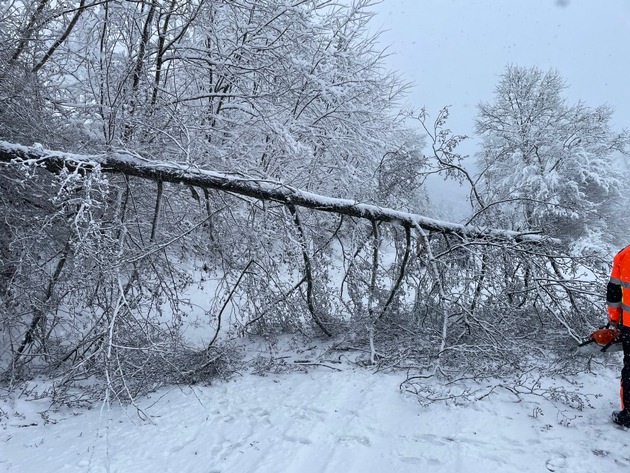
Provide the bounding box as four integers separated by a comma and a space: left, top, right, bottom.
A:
607, 245, 630, 327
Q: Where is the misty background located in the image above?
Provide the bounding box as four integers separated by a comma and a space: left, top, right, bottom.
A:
371, 0, 630, 216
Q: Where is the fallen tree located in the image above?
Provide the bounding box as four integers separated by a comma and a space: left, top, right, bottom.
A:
0, 141, 554, 244
0, 140, 603, 406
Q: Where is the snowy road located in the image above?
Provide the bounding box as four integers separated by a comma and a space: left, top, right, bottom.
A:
2, 357, 630, 473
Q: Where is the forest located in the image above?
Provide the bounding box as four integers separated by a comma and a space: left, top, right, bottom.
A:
1, 0, 629, 407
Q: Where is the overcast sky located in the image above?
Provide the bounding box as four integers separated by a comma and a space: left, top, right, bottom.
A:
370, 0, 630, 215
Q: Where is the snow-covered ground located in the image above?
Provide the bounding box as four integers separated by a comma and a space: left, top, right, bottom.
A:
2, 342, 630, 473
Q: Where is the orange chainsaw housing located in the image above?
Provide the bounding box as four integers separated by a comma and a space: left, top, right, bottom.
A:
590, 327, 621, 346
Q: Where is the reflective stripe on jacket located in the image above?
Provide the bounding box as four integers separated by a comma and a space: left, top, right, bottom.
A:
607, 245, 630, 326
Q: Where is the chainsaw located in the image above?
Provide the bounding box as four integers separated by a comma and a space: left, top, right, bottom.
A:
577, 326, 622, 353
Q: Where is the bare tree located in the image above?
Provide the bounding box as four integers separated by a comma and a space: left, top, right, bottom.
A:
474, 65, 629, 253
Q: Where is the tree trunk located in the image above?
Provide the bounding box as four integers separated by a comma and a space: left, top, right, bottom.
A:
0, 141, 556, 245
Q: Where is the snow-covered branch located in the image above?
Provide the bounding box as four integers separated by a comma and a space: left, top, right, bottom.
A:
0, 141, 555, 244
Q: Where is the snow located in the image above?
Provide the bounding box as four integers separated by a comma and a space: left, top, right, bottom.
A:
2, 342, 630, 473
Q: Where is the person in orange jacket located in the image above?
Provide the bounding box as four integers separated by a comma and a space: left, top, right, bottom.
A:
607, 245, 630, 427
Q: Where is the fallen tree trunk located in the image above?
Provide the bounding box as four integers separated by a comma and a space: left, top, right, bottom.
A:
0, 140, 555, 244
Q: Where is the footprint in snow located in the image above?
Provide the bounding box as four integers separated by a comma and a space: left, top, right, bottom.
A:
337, 435, 371, 447
545, 455, 566, 471
399, 456, 424, 465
